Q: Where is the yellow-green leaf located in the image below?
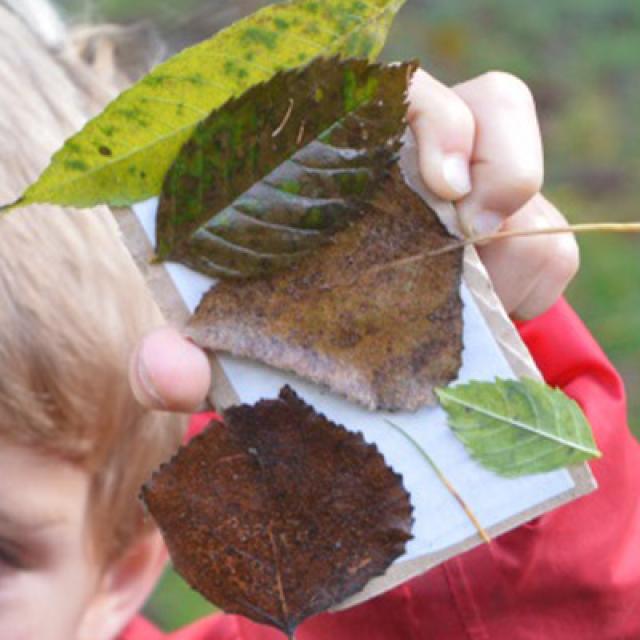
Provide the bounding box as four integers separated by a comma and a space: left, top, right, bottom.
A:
5, 0, 406, 211
436, 378, 601, 477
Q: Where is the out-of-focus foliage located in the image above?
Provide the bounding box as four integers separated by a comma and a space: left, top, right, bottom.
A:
52, 0, 640, 631
143, 565, 217, 628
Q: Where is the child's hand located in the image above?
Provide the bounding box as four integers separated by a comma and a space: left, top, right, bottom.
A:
408, 69, 579, 321
130, 69, 580, 413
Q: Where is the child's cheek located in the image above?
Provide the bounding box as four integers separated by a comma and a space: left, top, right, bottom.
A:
0, 581, 35, 640
0, 572, 83, 640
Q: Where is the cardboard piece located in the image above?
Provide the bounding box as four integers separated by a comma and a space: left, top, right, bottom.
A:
113, 151, 596, 609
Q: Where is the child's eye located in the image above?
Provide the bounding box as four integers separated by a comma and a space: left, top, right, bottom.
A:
0, 543, 23, 571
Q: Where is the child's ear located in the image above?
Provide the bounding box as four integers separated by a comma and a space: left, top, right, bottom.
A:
77, 529, 168, 640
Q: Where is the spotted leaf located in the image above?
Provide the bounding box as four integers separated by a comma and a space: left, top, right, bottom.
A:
2, 0, 406, 212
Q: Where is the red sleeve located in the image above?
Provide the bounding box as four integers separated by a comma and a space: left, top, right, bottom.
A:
290, 299, 640, 640
186, 411, 221, 441
393, 298, 640, 640
130, 299, 640, 640
120, 617, 165, 640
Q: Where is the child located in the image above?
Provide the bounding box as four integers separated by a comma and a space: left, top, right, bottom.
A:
0, 4, 187, 639
1, 2, 639, 640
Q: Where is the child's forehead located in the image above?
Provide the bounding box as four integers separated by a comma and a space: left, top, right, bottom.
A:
0, 442, 90, 533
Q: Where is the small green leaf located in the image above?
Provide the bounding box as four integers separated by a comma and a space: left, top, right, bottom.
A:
157, 58, 415, 279
436, 378, 601, 477
5, 0, 406, 212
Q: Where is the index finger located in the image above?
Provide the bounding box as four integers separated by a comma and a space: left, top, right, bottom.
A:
453, 71, 544, 234
407, 68, 476, 201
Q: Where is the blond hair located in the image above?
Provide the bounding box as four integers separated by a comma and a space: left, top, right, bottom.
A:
0, 2, 185, 564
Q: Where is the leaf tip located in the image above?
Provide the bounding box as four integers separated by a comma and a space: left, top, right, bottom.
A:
0, 197, 24, 214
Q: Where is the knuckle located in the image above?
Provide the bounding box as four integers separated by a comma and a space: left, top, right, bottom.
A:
550, 235, 580, 284
481, 71, 536, 110
526, 239, 552, 273
504, 205, 552, 268
531, 199, 581, 284
506, 161, 545, 202
409, 78, 475, 139
531, 225, 580, 287
446, 99, 476, 138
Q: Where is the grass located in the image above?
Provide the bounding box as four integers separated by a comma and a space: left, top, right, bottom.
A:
143, 565, 217, 631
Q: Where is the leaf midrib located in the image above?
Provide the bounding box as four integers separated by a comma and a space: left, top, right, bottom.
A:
438, 388, 600, 456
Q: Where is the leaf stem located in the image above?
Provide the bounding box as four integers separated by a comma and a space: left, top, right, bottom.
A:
321, 221, 640, 291
377, 222, 640, 274
385, 420, 491, 544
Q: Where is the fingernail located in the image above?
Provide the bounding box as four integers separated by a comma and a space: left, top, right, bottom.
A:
130, 341, 167, 410
442, 153, 472, 198
474, 211, 504, 236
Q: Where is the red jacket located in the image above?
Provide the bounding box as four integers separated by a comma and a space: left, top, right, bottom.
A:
122, 300, 640, 639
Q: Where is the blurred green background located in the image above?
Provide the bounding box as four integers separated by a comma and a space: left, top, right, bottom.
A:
55, 0, 640, 631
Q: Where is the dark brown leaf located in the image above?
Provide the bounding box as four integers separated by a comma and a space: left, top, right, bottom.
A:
142, 386, 412, 637
188, 166, 464, 411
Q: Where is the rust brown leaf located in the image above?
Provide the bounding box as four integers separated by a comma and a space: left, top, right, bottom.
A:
189, 166, 464, 411
141, 386, 412, 637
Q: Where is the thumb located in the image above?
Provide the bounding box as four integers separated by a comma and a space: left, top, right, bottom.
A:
129, 327, 212, 413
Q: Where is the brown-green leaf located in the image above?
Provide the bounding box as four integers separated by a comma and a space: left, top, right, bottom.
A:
141, 386, 412, 637
156, 58, 416, 278
3, 0, 406, 211
188, 166, 464, 411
